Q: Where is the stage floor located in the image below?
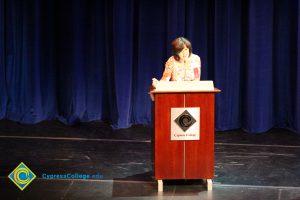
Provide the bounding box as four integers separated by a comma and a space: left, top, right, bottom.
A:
0, 120, 300, 199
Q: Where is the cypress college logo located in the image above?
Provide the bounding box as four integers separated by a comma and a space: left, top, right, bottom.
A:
8, 162, 36, 191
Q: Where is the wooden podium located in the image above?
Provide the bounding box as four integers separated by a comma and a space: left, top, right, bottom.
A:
149, 81, 220, 192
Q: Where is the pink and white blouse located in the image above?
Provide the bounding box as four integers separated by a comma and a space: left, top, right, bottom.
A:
160, 54, 201, 81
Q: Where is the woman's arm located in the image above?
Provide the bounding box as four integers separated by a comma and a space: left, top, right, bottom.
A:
161, 57, 174, 81
192, 55, 201, 80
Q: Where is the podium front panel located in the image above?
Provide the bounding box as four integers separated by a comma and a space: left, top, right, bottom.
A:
185, 93, 215, 179
154, 93, 185, 179
153, 91, 216, 180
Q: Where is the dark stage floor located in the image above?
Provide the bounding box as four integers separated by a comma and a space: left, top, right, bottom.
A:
0, 120, 300, 199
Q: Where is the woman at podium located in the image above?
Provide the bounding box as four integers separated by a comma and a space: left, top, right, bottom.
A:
152, 37, 201, 87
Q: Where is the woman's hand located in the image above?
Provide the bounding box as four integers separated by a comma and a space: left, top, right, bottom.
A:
152, 78, 159, 88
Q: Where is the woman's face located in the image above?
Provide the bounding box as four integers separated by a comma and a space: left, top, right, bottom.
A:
178, 45, 189, 60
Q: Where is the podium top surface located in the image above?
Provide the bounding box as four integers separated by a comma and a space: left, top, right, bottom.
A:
149, 81, 221, 94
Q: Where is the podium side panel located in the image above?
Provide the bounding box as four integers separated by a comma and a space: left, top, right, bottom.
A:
185, 93, 215, 179
155, 93, 185, 179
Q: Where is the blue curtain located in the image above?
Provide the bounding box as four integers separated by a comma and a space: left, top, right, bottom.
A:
0, 0, 5, 119
0, 0, 299, 133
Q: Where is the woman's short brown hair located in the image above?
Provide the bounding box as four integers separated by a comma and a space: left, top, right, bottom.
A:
171, 37, 192, 61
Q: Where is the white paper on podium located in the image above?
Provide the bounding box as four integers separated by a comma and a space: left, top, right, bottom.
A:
154, 80, 214, 92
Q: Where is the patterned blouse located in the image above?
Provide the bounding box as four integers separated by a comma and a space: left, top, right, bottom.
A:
161, 54, 201, 81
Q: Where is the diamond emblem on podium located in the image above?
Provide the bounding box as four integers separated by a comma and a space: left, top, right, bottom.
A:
174, 110, 196, 132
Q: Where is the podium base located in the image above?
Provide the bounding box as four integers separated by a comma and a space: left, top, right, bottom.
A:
205, 179, 213, 190
156, 179, 213, 192
157, 180, 163, 192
